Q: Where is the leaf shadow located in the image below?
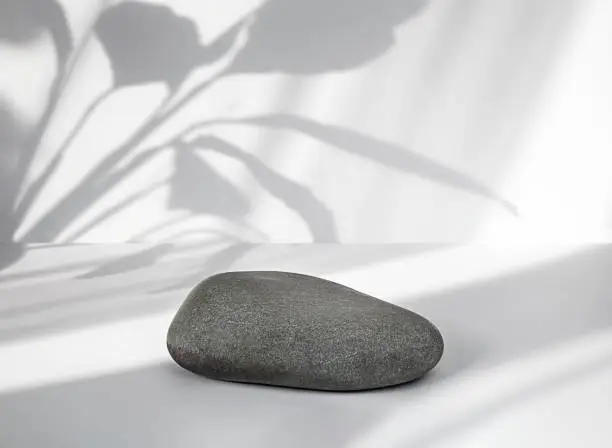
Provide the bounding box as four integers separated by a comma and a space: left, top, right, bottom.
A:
19, 5, 248, 243
203, 114, 518, 214
0, 0, 72, 269
95, 1, 208, 88
13, 0, 431, 245
189, 136, 339, 242
0, 99, 25, 243
169, 142, 250, 219
230, 0, 428, 74
3, 0, 500, 263
0, 0, 71, 62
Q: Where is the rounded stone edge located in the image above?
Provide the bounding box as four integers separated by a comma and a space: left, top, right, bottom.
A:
165, 270, 446, 392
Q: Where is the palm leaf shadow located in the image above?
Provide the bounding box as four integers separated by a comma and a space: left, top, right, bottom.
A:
0, 0, 72, 60
10, 0, 434, 248
95, 1, 234, 89
19, 6, 249, 242
18, 0, 425, 244
191, 136, 338, 242
60, 134, 339, 244
13, 89, 113, 228
0, 101, 26, 242
60, 137, 252, 243
53, 142, 171, 242
223, 114, 518, 215
10, 0, 73, 168
13, 150, 64, 222
229, 0, 427, 74
169, 143, 250, 219
0, 0, 72, 243
7, 0, 513, 253
63, 179, 168, 243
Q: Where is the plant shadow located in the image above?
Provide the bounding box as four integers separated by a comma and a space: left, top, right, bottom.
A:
1, 0, 517, 280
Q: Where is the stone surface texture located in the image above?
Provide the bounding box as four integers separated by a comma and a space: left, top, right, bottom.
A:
167, 271, 443, 391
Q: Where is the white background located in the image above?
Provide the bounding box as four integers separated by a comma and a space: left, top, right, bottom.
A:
2, 3, 612, 445
2, 0, 612, 245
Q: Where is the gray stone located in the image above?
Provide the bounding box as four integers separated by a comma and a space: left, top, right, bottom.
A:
167, 271, 443, 391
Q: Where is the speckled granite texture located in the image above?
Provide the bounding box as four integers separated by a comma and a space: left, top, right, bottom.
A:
167, 271, 443, 391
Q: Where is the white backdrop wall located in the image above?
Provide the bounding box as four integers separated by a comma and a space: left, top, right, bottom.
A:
2, 0, 612, 244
